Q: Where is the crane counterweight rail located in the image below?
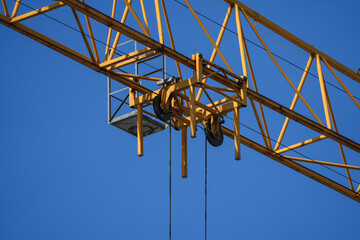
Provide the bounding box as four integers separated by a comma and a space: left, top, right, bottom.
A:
1, 0, 360, 203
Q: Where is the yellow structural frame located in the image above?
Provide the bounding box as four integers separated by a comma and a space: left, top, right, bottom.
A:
1, 0, 360, 202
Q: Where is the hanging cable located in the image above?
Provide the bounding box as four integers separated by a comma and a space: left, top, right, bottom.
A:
169, 120, 172, 240
205, 136, 208, 240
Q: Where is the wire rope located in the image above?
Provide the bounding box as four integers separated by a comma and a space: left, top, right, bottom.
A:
204, 135, 208, 240
169, 119, 172, 240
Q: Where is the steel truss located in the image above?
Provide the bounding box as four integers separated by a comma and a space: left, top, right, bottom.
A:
1, 0, 360, 202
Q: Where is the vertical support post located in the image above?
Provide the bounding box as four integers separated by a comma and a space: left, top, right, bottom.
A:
189, 74, 196, 138
163, 53, 166, 79
128, 78, 136, 106
137, 104, 144, 157
182, 125, 188, 178
316, 54, 332, 129
234, 103, 241, 160
154, 0, 164, 44
135, 41, 139, 76
189, 53, 202, 138
240, 78, 247, 107
195, 53, 203, 84
234, 4, 248, 78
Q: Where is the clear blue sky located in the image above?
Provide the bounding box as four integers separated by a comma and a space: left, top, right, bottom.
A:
1, 0, 360, 239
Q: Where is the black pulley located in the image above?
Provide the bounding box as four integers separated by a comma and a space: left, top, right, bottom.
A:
153, 95, 172, 122
205, 119, 224, 147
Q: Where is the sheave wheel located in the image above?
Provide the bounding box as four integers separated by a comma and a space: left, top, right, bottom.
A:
153, 95, 172, 122
205, 119, 224, 147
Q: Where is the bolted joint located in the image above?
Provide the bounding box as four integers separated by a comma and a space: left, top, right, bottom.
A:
237, 75, 247, 84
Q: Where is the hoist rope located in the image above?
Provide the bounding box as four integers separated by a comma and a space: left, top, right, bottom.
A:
205, 136, 208, 240
169, 120, 172, 240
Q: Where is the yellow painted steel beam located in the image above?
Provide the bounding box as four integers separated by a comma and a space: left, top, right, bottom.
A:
182, 125, 188, 178
1, 0, 9, 17
221, 126, 360, 203
137, 105, 144, 157
199, 86, 220, 114
208, 95, 236, 107
177, 92, 218, 116
110, 51, 158, 70
104, 0, 117, 61
234, 103, 241, 160
224, 0, 360, 84
100, 47, 153, 68
316, 54, 332, 129
11, 2, 65, 23
204, 83, 244, 106
275, 135, 327, 154
234, 4, 247, 78
11, 0, 21, 18
274, 55, 314, 151
189, 76, 197, 138
140, 0, 150, 35
203, 86, 234, 93
284, 156, 360, 171
81, 0, 100, 63
249, 99, 271, 149
113, 72, 162, 82
154, 0, 164, 44
72, 9, 96, 63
